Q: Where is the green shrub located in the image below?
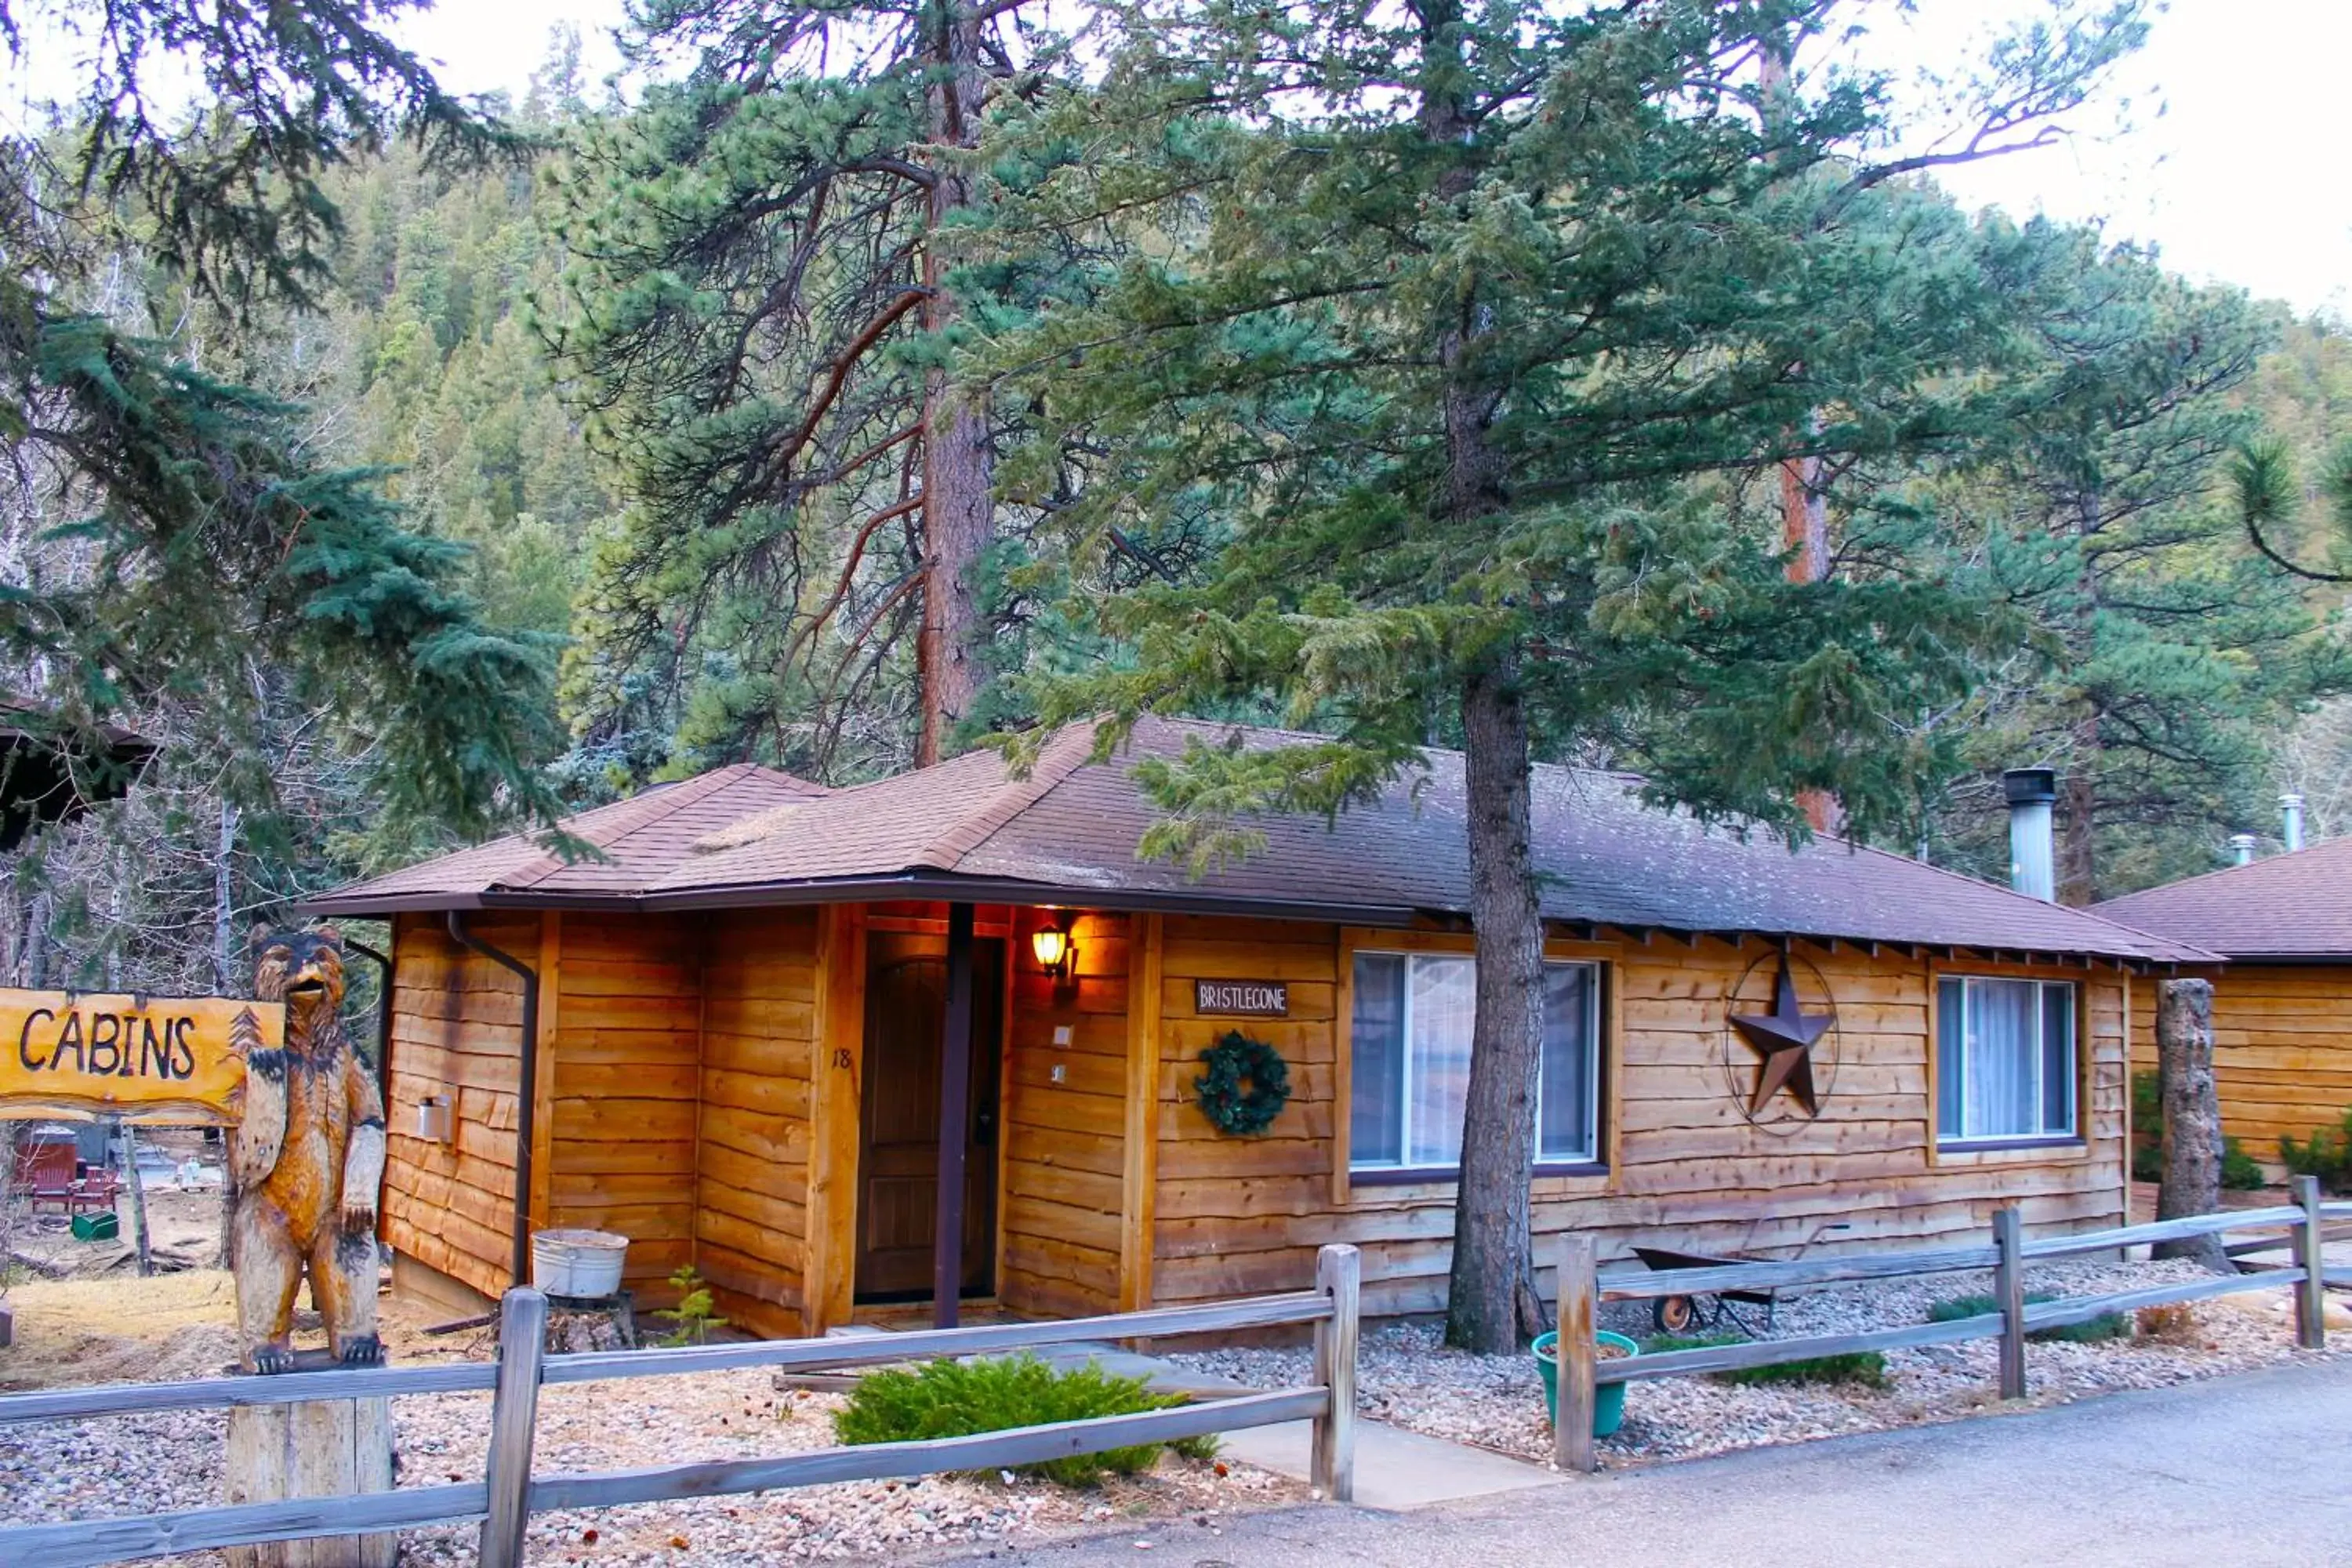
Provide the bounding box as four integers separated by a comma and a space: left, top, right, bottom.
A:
2131, 1069, 2269, 1189
1926, 1292, 2130, 1344
1642, 1334, 1888, 1388
833, 1354, 1214, 1486
653, 1265, 728, 1347
2280, 1109, 2352, 1195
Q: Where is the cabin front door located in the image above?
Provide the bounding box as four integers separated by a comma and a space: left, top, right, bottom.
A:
855, 932, 1004, 1302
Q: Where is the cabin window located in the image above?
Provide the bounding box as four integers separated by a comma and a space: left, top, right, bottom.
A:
1936, 976, 2077, 1145
1349, 953, 1602, 1172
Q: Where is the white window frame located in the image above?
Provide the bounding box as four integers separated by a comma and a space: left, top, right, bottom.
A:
1348, 951, 1604, 1173
1936, 975, 2079, 1147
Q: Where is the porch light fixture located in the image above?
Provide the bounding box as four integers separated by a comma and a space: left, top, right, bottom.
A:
1031, 913, 1078, 982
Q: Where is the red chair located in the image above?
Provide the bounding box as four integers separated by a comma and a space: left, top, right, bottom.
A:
22, 1142, 78, 1215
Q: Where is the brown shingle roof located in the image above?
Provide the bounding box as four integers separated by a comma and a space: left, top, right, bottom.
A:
310, 719, 2209, 963
308, 764, 826, 912
2095, 840, 2352, 960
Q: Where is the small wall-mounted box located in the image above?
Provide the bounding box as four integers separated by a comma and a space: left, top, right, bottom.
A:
414, 1096, 454, 1145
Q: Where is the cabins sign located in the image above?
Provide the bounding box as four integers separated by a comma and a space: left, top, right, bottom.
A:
1195, 979, 1290, 1018
0, 990, 280, 1125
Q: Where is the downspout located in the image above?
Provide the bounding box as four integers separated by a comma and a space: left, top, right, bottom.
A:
343, 937, 397, 1131
447, 910, 540, 1289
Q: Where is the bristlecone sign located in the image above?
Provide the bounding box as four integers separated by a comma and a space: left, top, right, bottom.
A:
0, 990, 281, 1124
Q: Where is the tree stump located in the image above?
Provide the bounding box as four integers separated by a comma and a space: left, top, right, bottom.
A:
223, 1352, 397, 1568
2154, 978, 2230, 1272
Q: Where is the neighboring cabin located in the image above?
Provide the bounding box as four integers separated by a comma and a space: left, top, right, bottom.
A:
2100, 829, 2352, 1171
307, 719, 2209, 1334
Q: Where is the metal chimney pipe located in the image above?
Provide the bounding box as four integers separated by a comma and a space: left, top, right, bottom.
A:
2282, 793, 2306, 853
2003, 768, 2057, 901
2230, 833, 2259, 866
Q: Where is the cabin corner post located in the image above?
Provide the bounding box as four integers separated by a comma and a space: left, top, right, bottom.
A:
804, 904, 866, 1335
1120, 912, 1164, 1313
531, 913, 561, 1236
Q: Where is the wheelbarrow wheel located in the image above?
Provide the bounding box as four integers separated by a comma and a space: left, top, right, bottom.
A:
1653, 1294, 1698, 1335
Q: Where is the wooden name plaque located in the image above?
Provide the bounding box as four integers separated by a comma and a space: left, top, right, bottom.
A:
1195, 979, 1290, 1018
0, 989, 281, 1124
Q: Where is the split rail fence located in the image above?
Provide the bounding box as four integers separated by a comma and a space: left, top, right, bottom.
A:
1551, 1174, 2351, 1472
0, 1245, 1361, 1568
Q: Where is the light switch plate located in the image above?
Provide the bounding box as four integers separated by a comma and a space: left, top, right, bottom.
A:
1052, 1024, 1073, 1046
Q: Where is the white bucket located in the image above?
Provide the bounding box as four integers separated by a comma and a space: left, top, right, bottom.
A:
531, 1229, 630, 1298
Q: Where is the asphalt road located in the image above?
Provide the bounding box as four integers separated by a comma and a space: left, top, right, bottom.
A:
932, 1356, 2352, 1568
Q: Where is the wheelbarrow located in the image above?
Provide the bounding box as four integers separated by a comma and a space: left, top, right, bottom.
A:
1631, 1221, 1853, 1338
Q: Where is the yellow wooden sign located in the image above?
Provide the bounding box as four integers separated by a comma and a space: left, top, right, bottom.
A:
0, 989, 283, 1125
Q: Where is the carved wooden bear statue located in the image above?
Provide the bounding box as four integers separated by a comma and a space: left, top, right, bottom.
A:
230, 926, 387, 1374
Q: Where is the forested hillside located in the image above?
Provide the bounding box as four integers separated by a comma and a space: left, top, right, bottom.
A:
3, 3, 2350, 1017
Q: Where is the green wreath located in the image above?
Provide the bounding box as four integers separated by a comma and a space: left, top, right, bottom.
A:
1193, 1031, 1292, 1136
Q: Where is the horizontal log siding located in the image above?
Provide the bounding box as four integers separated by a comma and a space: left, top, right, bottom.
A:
383, 911, 540, 1302
1152, 925, 2129, 1319
693, 909, 821, 1337
999, 910, 1131, 1318
545, 913, 702, 1301
2131, 967, 2352, 1159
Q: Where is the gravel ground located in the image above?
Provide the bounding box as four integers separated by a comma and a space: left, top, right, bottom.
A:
1167, 1258, 2349, 1468
0, 1309, 1298, 1568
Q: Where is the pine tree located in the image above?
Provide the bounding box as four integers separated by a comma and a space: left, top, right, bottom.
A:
982, 0, 2147, 1350
1920, 234, 2343, 899
0, 2, 560, 840
541, 0, 1066, 779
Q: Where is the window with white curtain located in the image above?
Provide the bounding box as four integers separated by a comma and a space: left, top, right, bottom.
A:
1349, 953, 1602, 1171
1936, 976, 2077, 1144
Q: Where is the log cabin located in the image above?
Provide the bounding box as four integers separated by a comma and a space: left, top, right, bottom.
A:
306, 718, 2213, 1333
2100, 827, 2352, 1172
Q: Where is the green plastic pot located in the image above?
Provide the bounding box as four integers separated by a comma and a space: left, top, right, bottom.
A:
1531, 1329, 1638, 1438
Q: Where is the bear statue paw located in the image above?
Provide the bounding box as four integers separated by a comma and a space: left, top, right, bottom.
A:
337, 1334, 385, 1367
249, 1345, 296, 1375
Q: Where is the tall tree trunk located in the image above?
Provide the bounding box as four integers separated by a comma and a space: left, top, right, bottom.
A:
2058, 711, 2097, 906
2153, 978, 2229, 1272
213, 797, 239, 1268
1416, 0, 1545, 1353
914, 1, 993, 767
1446, 654, 1548, 1351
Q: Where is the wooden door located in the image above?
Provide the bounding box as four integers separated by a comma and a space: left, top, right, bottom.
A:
855, 935, 1003, 1301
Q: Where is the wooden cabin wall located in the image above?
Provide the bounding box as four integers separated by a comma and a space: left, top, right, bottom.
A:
1151, 916, 1344, 1308
1146, 925, 2131, 1319
2131, 967, 2352, 1161
543, 912, 703, 1301
693, 908, 822, 1336
381, 911, 539, 1305
998, 909, 1131, 1317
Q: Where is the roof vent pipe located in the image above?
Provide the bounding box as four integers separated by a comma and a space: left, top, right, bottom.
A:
2003, 768, 2057, 902
2230, 833, 2259, 866
2282, 793, 2306, 853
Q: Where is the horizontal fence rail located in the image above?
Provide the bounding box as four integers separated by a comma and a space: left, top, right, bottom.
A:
1552, 1174, 2340, 1472
0, 1245, 1363, 1568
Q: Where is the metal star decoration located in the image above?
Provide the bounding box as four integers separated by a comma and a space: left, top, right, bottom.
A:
1729, 958, 1832, 1118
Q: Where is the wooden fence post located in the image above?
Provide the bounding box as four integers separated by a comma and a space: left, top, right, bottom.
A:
2292, 1174, 2328, 1351
1993, 1207, 2027, 1400
1555, 1233, 1598, 1474
478, 1288, 549, 1568
1311, 1243, 1359, 1503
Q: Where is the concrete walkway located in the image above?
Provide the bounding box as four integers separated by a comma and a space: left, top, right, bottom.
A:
924, 1355, 2352, 1568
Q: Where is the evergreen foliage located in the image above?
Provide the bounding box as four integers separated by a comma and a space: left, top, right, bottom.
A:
977, 0, 2149, 1350
833, 1354, 1215, 1485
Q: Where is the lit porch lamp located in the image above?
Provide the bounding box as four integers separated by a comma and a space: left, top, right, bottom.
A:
1031, 911, 1079, 990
